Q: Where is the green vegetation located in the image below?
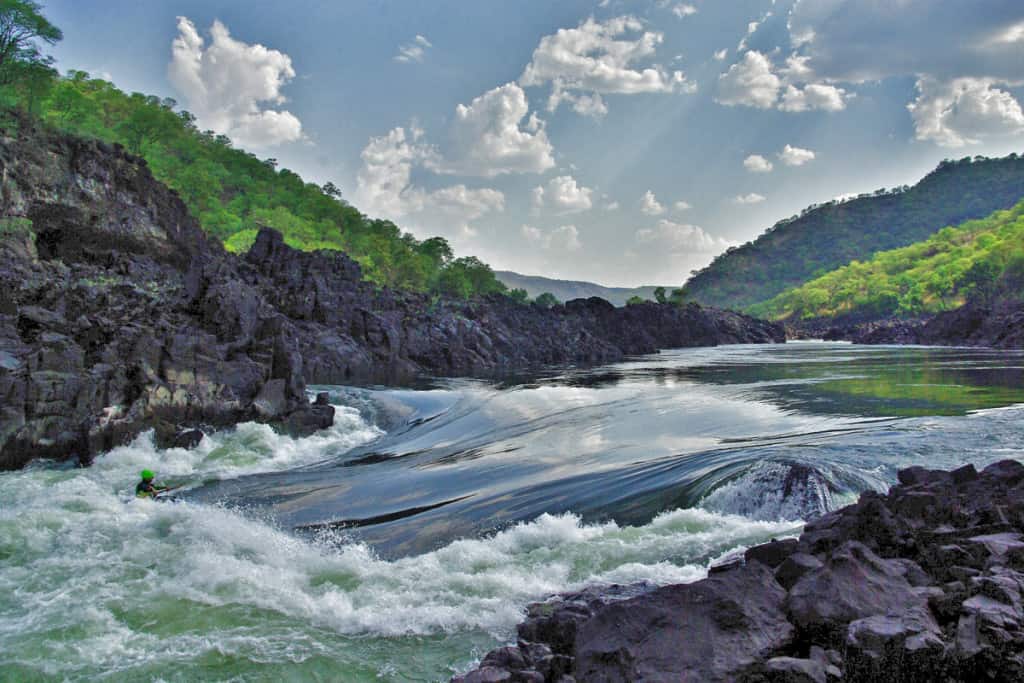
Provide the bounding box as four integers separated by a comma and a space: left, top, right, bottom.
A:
0, 216, 32, 236
749, 201, 1024, 321
685, 154, 1024, 311
0, 3, 508, 298
533, 292, 560, 308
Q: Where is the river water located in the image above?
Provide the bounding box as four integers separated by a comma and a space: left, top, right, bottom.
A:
3, 342, 1024, 681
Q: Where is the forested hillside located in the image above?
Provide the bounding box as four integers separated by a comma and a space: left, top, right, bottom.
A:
684, 154, 1024, 310
0, 6, 506, 298
495, 271, 663, 307
748, 201, 1024, 322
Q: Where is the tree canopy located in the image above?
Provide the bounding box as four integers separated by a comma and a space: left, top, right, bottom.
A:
748, 201, 1024, 322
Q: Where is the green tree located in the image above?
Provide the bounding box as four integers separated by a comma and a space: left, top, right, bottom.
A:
534, 292, 560, 308
508, 288, 530, 303
653, 286, 667, 304
0, 0, 62, 82
626, 295, 646, 306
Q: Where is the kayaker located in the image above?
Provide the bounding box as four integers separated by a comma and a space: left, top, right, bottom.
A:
135, 469, 170, 499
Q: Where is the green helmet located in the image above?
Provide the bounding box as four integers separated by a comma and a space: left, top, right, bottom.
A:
141, 469, 155, 480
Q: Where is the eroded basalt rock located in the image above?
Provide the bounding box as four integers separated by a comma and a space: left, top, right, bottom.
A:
455, 460, 1024, 682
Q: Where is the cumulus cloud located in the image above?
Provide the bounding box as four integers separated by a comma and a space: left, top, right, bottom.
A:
733, 192, 767, 205
635, 219, 730, 252
521, 224, 582, 251
521, 16, 694, 115
715, 51, 781, 109
672, 4, 697, 19
570, 93, 609, 118
533, 175, 594, 213
779, 83, 848, 112
744, 154, 773, 173
908, 77, 1024, 147
640, 190, 666, 216
716, 49, 849, 112
778, 144, 816, 166
169, 17, 303, 148
713, 48, 728, 61
355, 126, 504, 240
431, 82, 555, 177
673, 200, 692, 212
394, 35, 432, 63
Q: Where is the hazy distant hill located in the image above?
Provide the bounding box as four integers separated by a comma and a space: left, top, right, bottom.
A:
495, 271, 664, 307
685, 153, 1024, 311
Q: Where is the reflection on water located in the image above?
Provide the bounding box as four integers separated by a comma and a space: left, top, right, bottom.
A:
185, 343, 1024, 557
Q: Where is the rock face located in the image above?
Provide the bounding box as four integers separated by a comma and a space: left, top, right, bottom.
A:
0, 117, 784, 469
793, 299, 1024, 349
455, 460, 1024, 682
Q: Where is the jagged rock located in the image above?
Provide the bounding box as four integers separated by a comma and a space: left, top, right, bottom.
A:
746, 538, 799, 568
572, 562, 793, 682
775, 553, 824, 591
455, 460, 1024, 683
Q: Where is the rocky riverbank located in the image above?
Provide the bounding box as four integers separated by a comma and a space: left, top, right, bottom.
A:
455, 459, 1024, 682
0, 119, 783, 470
788, 300, 1024, 349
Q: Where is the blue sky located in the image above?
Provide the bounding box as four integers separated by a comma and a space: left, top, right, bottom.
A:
43, 0, 1024, 286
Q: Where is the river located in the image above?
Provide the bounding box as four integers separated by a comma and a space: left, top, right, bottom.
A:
3, 342, 1024, 681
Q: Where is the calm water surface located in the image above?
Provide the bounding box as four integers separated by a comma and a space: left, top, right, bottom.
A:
2, 342, 1023, 681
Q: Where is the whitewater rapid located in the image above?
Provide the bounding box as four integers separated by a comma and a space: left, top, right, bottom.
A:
0, 406, 799, 681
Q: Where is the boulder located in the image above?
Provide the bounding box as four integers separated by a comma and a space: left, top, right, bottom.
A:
573, 562, 793, 682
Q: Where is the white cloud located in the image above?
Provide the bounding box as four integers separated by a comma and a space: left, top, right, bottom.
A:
778, 144, 816, 166
733, 192, 767, 205
779, 83, 848, 112
635, 219, 730, 252
521, 16, 693, 115
169, 17, 303, 148
990, 20, 1024, 45
571, 93, 609, 118
431, 82, 555, 177
395, 35, 432, 63
354, 126, 504, 240
672, 4, 697, 19
605, 200, 621, 210
673, 200, 692, 212
533, 175, 594, 213
713, 48, 728, 61
716, 50, 849, 112
715, 51, 781, 109
908, 77, 1024, 147
640, 190, 666, 216
743, 154, 773, 173
521, 224, 582, 251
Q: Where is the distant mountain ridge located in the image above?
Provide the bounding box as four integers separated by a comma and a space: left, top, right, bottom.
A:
495, 271, 666, 307
684, 153, 1024, 311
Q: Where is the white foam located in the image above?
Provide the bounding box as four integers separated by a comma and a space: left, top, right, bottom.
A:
0, 454, 798, 678
91, 405, 383, 491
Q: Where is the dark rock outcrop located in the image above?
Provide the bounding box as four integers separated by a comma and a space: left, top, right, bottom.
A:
0, 116, 784, 469
793, 299, 1024, 349
455, 459, 1024, 682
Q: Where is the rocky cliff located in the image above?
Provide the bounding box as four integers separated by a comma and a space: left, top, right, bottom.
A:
801, 300, 1024, 349
0, 117, 784, 470
456, 460, 1024, 682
